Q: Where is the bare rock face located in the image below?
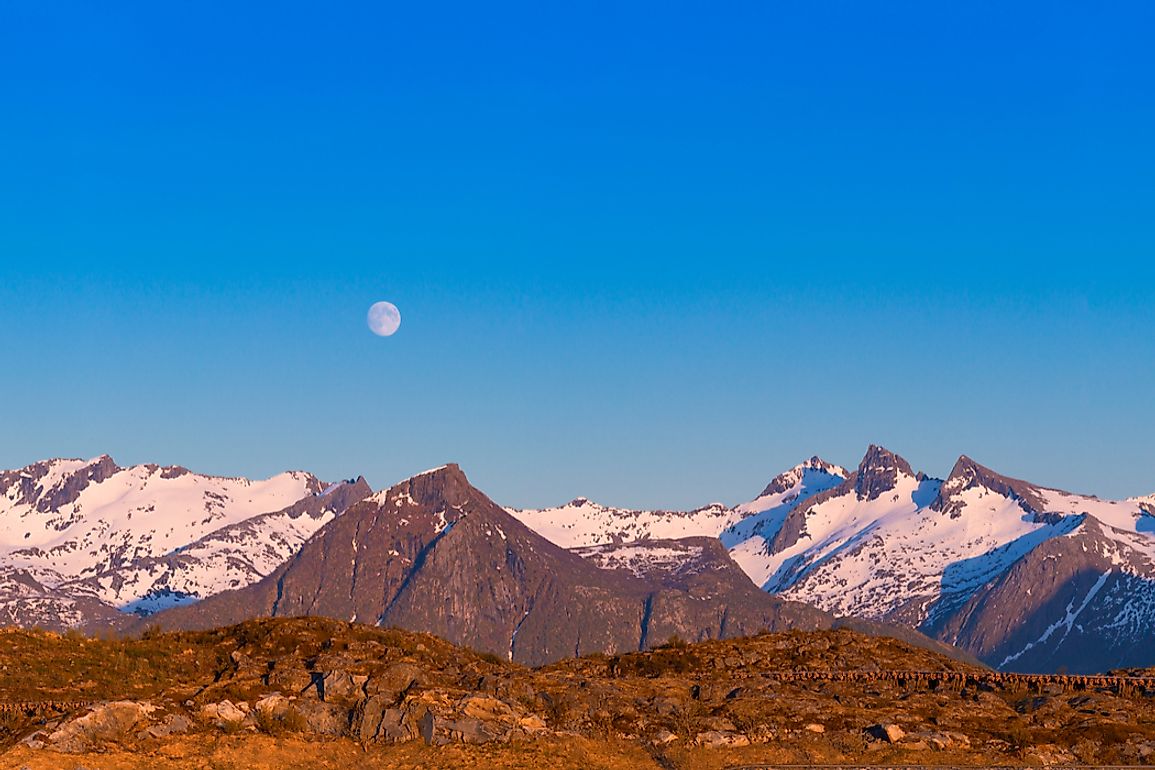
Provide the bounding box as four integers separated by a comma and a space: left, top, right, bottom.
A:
320, 670, 368, 704
293, 700, 351, 736
761, 444, 918, 557
199, 699, 247, 726
148, 465, 835, 664
695, 730, 750, 748
854, 445, 915, 502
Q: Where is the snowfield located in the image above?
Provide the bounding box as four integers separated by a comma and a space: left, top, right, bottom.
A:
0, 456, 361, 622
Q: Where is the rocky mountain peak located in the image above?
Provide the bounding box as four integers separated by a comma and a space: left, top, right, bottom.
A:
932, 455, 1048, 518
757, 456, 847, 498
385, 463, 474, 510
854, 445, 915, 501
6, 454, 123, 513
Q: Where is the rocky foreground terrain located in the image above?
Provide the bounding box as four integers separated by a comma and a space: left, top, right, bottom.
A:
2, 618, 1155, 769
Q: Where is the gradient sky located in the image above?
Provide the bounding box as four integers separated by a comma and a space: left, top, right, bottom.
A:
1, 1, 1153, 508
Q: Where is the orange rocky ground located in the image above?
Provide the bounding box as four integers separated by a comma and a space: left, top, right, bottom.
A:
2, 619, 1154, 768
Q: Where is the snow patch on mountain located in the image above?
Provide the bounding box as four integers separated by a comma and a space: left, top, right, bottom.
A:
576, 542, 706, 578
508, 498, 735, 548
510, 457, 849, 555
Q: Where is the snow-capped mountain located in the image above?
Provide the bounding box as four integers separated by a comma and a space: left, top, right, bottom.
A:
727, 447, 1155, 672
148, 465, 833, 664
508, 456, 848, 550
0, 456, 370, 627
752, 449, 1155, 631
513, 447, 1155, 672
506, 498, 735, 548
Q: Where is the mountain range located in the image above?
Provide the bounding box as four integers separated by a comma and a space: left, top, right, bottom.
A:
511, 446, 1155, 673
1, 448, 1152, 673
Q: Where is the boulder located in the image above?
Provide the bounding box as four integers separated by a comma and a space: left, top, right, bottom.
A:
866, 723, 906, 743
266, 665, 316, 694
365, 662, 424, 703
254, 694, 292, 717
358, 695, 414, 743
292, 700, 350, 736
694, 730, 750, 748
517, 714, 548, 734
458, 695, 514, 721
144, 713, 193, 739
47, 701, 157, 753
200, 700, 247, 727
321, 670, 368, 703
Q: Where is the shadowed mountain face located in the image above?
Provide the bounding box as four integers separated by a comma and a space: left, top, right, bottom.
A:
147, 465, 835, 665
929, 516, 1155, 673
716, 447, 1155, 674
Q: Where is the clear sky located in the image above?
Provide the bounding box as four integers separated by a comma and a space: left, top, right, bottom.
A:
1, 1, 1153, 508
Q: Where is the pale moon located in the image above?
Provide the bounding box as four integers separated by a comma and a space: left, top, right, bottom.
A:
367, 301, 401, 337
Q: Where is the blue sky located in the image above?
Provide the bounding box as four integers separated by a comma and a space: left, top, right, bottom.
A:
1, 1, 1153, 507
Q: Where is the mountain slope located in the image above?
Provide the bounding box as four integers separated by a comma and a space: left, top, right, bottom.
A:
65, 477, 372, 614
147, 464, 834, 664
509, 456, 848, 554
0, 456, 368, 628
734, 448, 1155, 672
507, 498, 735, 548
511, 447, 1155, 672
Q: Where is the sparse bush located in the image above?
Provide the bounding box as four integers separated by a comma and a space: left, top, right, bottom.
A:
140, 624, 165, 641
254, 707, 308, 736
614, 648, 699, 678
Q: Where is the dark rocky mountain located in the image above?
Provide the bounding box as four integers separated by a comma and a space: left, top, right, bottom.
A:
145, 465, 837, 664
854, 443, 916, 502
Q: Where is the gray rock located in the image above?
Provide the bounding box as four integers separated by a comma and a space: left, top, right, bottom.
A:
146, 713, 193, 739
292, 699, 350, 736
694, 730, 750, 748
358, 695, 414, 743
47, 701, 157, 753
365, 662, 424, 703
321, 670, 368, 702
254, 694, 291, 717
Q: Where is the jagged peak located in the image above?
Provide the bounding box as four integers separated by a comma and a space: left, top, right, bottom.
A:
757, 456, 849, 498
853, 445, 915, 501
933, 454, 1048, 517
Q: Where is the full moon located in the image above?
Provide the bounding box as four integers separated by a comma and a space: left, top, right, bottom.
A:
367, 301, 401, 337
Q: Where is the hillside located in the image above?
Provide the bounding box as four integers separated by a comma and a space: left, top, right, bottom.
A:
516, 446, 1155, 673
0, 456, 370, 629
3, 618, 1155, 768
144, 465, 832, 663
